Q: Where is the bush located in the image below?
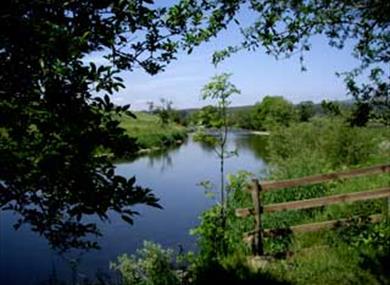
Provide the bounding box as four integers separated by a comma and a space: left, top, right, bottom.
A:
252, 96, 298, 130
110, 241, 180, 285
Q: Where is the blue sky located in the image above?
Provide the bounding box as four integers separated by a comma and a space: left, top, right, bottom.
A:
85, 4, 362, 111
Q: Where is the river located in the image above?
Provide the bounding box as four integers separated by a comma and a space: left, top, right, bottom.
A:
0, 131, 268, 284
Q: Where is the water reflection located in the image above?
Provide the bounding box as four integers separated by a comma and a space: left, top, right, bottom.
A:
234, 132, 270, 161
145, 146, 179, 172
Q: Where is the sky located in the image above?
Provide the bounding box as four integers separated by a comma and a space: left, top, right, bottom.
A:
84, 4, 362, 111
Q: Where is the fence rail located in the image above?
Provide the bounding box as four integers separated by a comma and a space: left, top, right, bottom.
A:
261, 164, 390, 191
243, 214, 383, 244
235, 164, 390, 256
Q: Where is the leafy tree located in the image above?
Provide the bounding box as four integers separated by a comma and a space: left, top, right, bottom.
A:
196, 73, 240, 212
231, 108, 257, 130
150, 98, 175, 126
176, 0, 389, 121
0, 0, 195, 251
253, 96, 297, 130
192, 73, 240, 260
148, 98, 185, 126
321, 100, 342, 117
191, 105, 221, 128
297, 101, 316, 122
348, 102, 372, 127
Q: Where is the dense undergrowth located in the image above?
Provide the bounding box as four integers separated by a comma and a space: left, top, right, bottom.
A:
107, 117, 389, 285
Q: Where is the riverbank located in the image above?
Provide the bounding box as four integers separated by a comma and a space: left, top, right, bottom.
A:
250, 130, 270, 136
188, 118, 390, 284
121, 111, 187, 150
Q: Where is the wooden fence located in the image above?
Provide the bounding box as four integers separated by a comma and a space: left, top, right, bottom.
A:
235, 164, 390, 256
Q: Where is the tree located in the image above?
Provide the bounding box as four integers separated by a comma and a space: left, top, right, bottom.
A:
197, 73, 240, 212
297, 101, 316, 122
0, 0, 197, 251
176, 0, 389, 122
191, 105, 221, 128
192, 73, 240, 259
348, 102, 372, 127
321, 100, 342, 117
152, 98, 175, 126
253, 96, 297, 130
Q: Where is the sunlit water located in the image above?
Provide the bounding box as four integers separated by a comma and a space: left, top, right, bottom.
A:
0, 131, 268, 284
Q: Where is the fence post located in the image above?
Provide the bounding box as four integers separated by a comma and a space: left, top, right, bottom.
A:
387, 196, 390, 223
250, 179, 264, 256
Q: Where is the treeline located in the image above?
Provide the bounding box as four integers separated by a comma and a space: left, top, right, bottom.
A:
185, 96, 389, 131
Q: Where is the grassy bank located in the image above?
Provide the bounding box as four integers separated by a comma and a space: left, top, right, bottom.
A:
201, 118, 390, 284
120, 112, 187, 151
246, 118, 390, 284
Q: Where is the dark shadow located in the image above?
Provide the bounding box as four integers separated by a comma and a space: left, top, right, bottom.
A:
359, 250, 390, 284
192, 261, 290, 285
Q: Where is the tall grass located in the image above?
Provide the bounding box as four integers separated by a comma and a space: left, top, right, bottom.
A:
120, 112, 187, 150
192, 118, 390, 284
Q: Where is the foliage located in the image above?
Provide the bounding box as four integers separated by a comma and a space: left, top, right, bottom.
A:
334, 218, 390, 251
191, 117, 389, 283
252, 96, 297, 130
2, 0, 389, 252
348, 102, 372, 127
321, 100, 342, 116
191, 171, 253, 264
190, 105, 221, 128
196, 73, 241, 210
190, 205, 228, 264
177, 0, 389, 118
296, 101, 315, 122
231, 107, 258, 130
192, 130, 219, 147
110, 241, 181, 285
262, 217, 390, 284
266, 243, 381, 285
148, 99, 178, 126
120, 112, 187, 151
257, 118, 388, 256
0, 0, 204, 251
266, 118, 386, 173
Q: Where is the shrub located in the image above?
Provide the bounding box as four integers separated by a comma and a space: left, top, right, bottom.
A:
190, 171, 253, 264
110, 241, 180, 285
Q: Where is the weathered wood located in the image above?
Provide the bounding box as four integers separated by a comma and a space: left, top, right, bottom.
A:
235, 207, 254, 218
268, 214, 383, 234
239, 164, 390, 256
261, 164, 390, 191
264, 187, 390, 213
387, 196, 390, 221
250, 179, 264, 256
238, 187, 390, 216
243, 214, 383, 242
